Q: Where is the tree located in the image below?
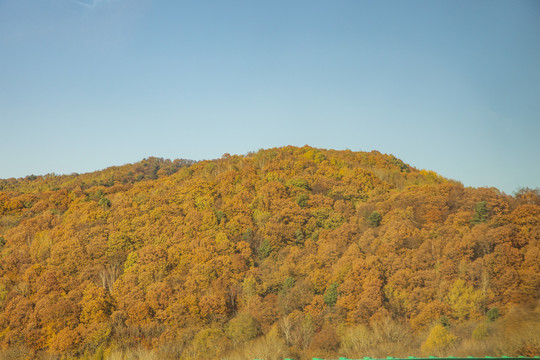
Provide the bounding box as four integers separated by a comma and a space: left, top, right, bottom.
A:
80, 283, 112, 324
421, 324, 457, 355
369, 211, 382, 227
486, 307, 500, 322
258, 238, 272, 259
324, 282, 339, 306
225, 313, 262, 344
1, 145, 540, 358
445, 279, 483, 322
471, 201, 489, 225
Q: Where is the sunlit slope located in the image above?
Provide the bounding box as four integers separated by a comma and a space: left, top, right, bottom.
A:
0, 146, 538, 359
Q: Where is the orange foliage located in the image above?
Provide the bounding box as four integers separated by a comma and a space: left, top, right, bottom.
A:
0, 146, 538, 358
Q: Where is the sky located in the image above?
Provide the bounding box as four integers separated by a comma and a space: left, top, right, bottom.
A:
1, 0, 539, 194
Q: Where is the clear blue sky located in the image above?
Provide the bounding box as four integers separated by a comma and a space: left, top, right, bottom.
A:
1, 0, 539, 194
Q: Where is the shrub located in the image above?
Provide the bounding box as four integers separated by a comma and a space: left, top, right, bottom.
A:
421, 324, 457, 355
472, 323, 489, 340
487, 307, 500, 322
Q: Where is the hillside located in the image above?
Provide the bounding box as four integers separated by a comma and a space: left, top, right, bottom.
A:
0, 146, 538, 360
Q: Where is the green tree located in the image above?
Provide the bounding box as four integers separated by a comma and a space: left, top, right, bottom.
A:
216, 210, 226, 224
258, 239, 272, 259
98, 197, 111, 209
471, 201, 488, 225
282, 277, 295, 291
324, 282, 339, 306
369, 211, 382, 227
296, 193, 309, 208
439, 315, 450, 328
486, 307, 500, 322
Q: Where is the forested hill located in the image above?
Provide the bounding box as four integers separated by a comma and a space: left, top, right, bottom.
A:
0, 146, 538, 360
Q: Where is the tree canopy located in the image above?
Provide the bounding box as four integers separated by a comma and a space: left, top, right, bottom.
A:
0, 146, 538, 359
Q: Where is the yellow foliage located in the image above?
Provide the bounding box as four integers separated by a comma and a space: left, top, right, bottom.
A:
421, 324, 457, 355
0, 146, 539, 358
446, 279, 483, 321
80, 283, 112, 324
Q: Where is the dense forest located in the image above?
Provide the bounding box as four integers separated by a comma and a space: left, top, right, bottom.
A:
0, 146, 538, 360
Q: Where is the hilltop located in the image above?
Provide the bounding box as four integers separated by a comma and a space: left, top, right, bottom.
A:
0, 146, 538, 359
